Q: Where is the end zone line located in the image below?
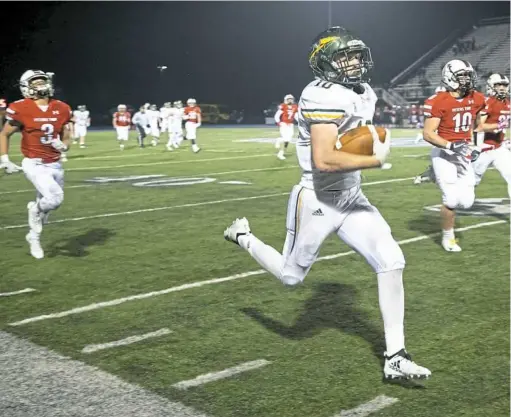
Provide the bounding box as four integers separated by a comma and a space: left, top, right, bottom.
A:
171, 359, 271, 390
0, 176, 414, 231
336, 395, 399, 417
81, 328, 172, 354
8, 219, 505, 327
0, 288, 36, 297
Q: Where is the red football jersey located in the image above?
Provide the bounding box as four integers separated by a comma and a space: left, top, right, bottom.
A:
113, 111, 131, 127
6, 98, 72, 162
480, 96, 510, 147
423, 90, 486, 142
184, 106, 201, 123
277, 103, 298, 124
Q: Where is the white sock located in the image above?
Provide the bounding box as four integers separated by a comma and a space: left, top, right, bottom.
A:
377, 269, 405, 356
442, 228, 454, 240
238, 234, 283, 280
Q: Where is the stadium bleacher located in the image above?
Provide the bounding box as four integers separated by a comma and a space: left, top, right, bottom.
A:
388, 17, 510, 102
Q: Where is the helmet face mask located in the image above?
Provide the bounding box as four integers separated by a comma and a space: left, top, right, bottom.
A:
309, 27, 373, 86
284, 94, 294, 104
20, 70, 54, 99
486, 73, 509, 100
441, 60, 477, 97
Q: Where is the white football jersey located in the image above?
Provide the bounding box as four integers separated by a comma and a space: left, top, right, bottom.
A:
168, 107, 184, 123
147, 109, 160, 124
297, 79, 377, 192
160, 107, 171, 121
73, 110, 90, 126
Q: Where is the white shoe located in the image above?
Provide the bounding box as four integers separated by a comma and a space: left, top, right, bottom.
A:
166, 145, 174, 151
384, 349, 431, 380
381, 162, 392, 170
27, 202, 43, 234
413, 176, 422, 185
442, 238, 462, 252
72, 140, 78, 144
224, 217, 251, 245
120, 144, 125, 150
277, 151, 286, 160
192, 145, 201, 153
151, 140, 157, 147
172, 143, 180, 149
79, 144, 86, 149
61, 155, 68, 162
26, 233, 44, 259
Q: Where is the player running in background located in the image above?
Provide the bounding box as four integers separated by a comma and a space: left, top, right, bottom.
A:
422, 59, 485, 252
274, 94, 298, 160
0, 70, 72, 259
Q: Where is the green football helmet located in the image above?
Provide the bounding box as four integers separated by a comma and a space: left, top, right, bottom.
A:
308, 26, 373, 86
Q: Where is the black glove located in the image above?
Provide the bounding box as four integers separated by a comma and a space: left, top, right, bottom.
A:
448, 140, 469, 155
470, 148, 481, 162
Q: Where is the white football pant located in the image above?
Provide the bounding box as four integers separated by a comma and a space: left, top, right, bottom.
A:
74, 125, 87, 139
22, 158, 64, 214
431, 147, 475, 210
473, 145, 511, 198
185, 121, 198, 140
116, 126, 130, 141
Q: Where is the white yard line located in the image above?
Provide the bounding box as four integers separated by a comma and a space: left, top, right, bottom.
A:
0, 165, 298, 196
0, 176, 414, 231
65, 153, 274, 171
336, 395, 399, 417
8, 219, 505, 327
171, 359, 271, 390
81, 328, 172, 354
0, 288, 36, 297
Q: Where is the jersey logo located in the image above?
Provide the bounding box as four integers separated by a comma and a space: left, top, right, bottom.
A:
52, 110, 60, 115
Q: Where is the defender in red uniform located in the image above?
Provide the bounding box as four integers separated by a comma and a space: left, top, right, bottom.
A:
274, 94, 298, 160
0, 70, 72, 259
183, 98, 201, 153
113, 104, 131, 150
473, 73, 511, 197
422, 59, 485, 252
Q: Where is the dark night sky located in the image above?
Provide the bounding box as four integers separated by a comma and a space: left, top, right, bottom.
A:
0, 1, 509, 114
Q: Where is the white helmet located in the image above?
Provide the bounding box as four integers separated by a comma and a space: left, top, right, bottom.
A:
20, 70, 54, 99
117, 104, 127, 112
434, 86, 446, 93
187, 98, 196, 106
441, 60, 477, 96
486, 73, 509, 99
173, 100, 183, 108
284, 94, 294, 104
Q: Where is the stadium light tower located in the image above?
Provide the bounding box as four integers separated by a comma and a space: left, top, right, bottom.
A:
327, 1, 332, 27
157, 66, 167, 103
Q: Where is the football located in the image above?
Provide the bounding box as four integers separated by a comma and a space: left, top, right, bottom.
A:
335, 125, 388, 156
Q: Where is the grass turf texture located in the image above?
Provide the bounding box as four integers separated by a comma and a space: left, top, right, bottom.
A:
0, 127, 509, 417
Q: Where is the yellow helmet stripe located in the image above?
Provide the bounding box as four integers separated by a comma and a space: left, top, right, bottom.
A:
310, 36, 338, 59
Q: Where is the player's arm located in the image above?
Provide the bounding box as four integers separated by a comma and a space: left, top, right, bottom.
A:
476, 113, 508, 132
60, 123, 72, 150
112, 114, 117, 128
196, 109, 202, 126
0, 121, 22, 172
0, 121, 20, 157
422, 117, 451, 149
274, 108, 283, 124
311, 124, 382, 171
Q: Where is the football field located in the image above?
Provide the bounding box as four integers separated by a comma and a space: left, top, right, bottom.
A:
0, 127, 509, 417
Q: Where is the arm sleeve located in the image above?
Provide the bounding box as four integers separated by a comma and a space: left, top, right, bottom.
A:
423, 95, 443, 118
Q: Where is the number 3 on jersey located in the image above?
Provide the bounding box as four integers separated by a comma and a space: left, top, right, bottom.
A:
452, 112, 472, 133
40, 123, 55, 145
